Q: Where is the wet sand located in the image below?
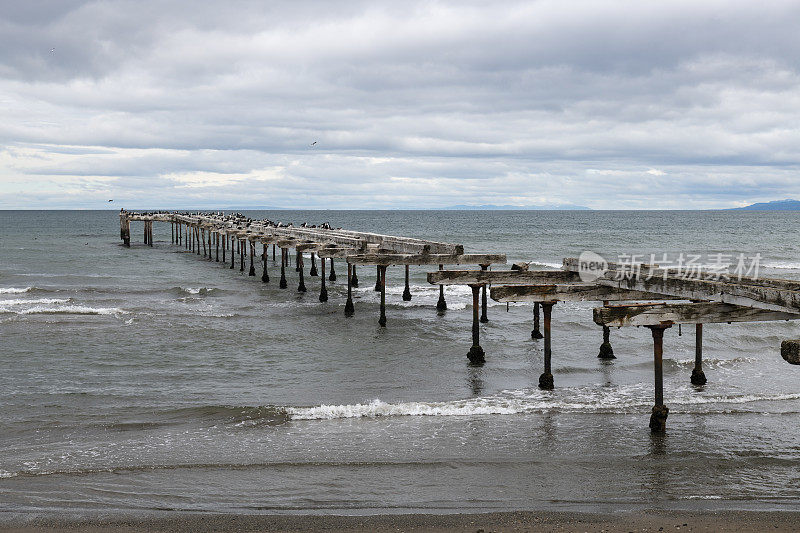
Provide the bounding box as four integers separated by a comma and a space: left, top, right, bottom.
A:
2, 510, 800, 532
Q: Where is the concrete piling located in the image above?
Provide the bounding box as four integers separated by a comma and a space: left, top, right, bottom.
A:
261, 243, 270, 282
309, 253, 318, 276
329, 258, 336, 281
480, 265, 488, 323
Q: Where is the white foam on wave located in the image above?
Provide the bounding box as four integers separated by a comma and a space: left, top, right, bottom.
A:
286, 388, 800, 421
0, 470, 16, 479
0, 287, 33, 294
528, 260, 562, 269
0, 298, 70, 306
762, 261, 800, 270
0, 304, 127, 316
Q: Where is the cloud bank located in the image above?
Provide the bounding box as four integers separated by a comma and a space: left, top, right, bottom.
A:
2, 0, 799, 209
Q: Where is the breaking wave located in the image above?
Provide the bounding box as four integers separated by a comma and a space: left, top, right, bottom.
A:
286, 389, 800, 420
0, 304, 126, 315
0, 287, 33, 294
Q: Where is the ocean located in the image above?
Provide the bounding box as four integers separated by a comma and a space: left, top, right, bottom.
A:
1, 209, 800, 517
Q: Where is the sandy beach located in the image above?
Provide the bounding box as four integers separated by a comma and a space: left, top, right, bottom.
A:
2, 510, 800, 533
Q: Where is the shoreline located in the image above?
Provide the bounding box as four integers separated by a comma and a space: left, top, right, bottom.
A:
2, 510, 800, 532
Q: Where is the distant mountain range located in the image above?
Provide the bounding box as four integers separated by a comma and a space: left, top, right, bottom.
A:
443, 204, 591, 210
728, 199, 800, 211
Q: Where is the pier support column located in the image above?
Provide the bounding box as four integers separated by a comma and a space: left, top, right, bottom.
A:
295, 250, 301, 272
310, 253, 318, 276
691, 323, 707, 385
273, 244, 276, 261
144, 221, 148, 244
436, 264, 447, 312
261, 243, 270, 283
598, 323, 615, 359
195, 227, 200, 255
345, 263, 354, 315
351, 265, 359, 287
329, 258, 337, 282
467, 284, 486, 365
378, 265, 387, 327
171, 222, 174, 244
148, 221, 153, 247
279, 248, 288, 288
297, 252, 306, 292
208, 231, 213, 261
480, 265, 489, 323
230, 237, 235, 269
120, 215, 130, 247
222, 234, 226, 263
239, 240, 245, 272
202, 229, 207, 257
531, 302, 544, 339
402, 265, 412, 301
319, 257, 328, 302
647, 324, 670, 432
248, 241, 256, 276
215, 233, 219, 262
538, 302, 555, 390
374, 265, 381, 292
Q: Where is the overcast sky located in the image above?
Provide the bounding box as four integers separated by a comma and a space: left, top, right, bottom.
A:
2, 0, 799, 209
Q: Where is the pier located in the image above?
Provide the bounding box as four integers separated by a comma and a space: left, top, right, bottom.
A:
120, 210, 800, 432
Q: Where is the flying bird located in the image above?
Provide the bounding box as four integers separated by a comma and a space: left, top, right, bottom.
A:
50, 48, 55, 53
309, 141, 317, 146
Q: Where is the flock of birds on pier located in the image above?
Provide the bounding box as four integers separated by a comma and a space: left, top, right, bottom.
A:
129, 210, 342, 231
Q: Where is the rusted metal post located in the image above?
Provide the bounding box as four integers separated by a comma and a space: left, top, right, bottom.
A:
598, 325, 615, 359
261, 243, 270, 282
378, 265, 387, 327
538, 302, 555, 390
531, 302, 543, 339
248, 241, 256, 276
328, 258, 336, 281
310, 253, 318, 276
402, 265, 412, 301
351, 265, 359, 287
297, 252, 306, 292
319, 257, 328, 302
691, 323, 707, 385
480, 265, 489, 323
344, 264, 355, 315
320, 255, 328, 302
467, 284, 486, 365
279, 248, 287, 288
436, 264, 447, 312
648, 324, 670, 432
